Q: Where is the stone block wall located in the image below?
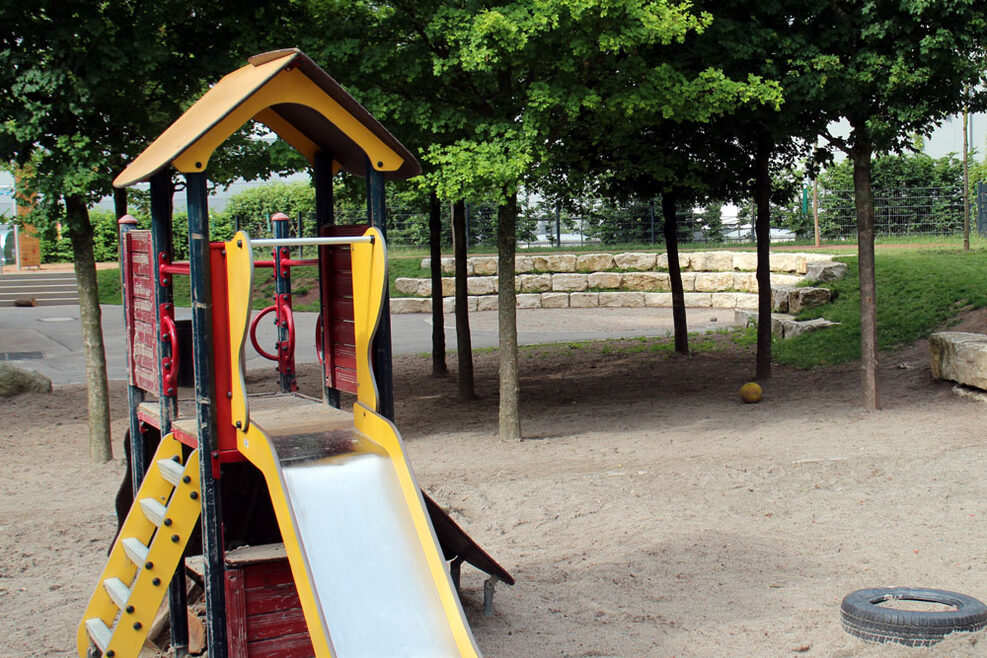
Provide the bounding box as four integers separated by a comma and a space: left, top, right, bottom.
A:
392, 250, 840, 314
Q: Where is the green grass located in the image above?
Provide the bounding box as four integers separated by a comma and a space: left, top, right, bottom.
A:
774, 245, 987, 368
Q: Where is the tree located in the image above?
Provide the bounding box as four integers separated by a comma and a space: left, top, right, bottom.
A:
0, 1, 284, 461
801, 0, 987, 409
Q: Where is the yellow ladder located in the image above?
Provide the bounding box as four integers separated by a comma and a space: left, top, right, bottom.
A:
77, 434, 202, 658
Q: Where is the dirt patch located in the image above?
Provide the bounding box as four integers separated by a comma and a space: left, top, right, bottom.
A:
5, 324, 987, 656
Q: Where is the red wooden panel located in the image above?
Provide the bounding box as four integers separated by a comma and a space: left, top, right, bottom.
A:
330, 273, 352, 299
329, 298, 354, 321
244, 608, 309, 642
244, 583, 301, 617
333, 367, 358, 391
331, 344, 356, 370
247, 633, 314, 658
226, 567, 250, 657
331, 320, 355, 345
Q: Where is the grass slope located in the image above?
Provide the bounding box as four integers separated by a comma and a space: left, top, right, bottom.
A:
775, 246, 987, 367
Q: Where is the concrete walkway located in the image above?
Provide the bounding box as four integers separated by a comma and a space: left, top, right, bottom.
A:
0, 304, 739, 386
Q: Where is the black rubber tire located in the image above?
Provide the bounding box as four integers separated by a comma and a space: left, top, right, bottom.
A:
841, 587, 987, 647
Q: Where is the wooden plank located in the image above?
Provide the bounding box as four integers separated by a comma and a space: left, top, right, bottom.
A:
225, 567, 250, 657
247, 632, 314, 657
244, 608, 308, 642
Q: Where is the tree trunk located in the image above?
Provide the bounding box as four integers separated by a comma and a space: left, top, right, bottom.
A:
452, 200, 475, 400
851, 145, 880, 410
661, 192, 688, 354
754, 135, 773, 380
65, 195, 113, 461
497, 188, 521, 441
428, 191, 447, 376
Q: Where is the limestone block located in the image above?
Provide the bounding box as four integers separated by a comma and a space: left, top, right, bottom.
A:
390, 298, 431, 314
645, 292, 673, 307
656, 253, 691, 271
534, 254, 577, 272
576, 253, 616, 272
732, 252, 758, 271
599, 292, 645, 308
772, 253, 800, 273
552, 273, 588, 292
472, 256, 498, 275
687, 252, 710, 271
467, 276, 498, 295
516, 294, 542, 309
805, 261, 849, 282
614, 252, 657, 271
542, 292, 570, 309
694, 272, 736, 292
733, 272, 758, 292
734, 294, 759, 310
475, 295, 498, 311
0, 364, 51, 396
587, 272, 622, 290
770, 273, 803, 287
395, 277, 422, 295
570, 292, 600, 308
622, 272, 670, 291
683, 292, 713, 307
712, 293, 739, 309
930, 332, 987, 390
518, 273, 553, 293
771, 286, 796, 312
788, 286, 832, 314
708, 252, 735, 271
784, 317, 839, 339
515, 256, 535, 273
680, 272, 696, 292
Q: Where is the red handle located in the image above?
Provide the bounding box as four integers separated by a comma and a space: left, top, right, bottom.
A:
249, 306, 280, 361
160, 314, 179, 395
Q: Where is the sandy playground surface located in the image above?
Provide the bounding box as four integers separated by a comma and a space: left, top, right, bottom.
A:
4, 312, 987, 657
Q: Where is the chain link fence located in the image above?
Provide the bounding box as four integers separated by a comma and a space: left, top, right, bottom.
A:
229, 185, 980, 252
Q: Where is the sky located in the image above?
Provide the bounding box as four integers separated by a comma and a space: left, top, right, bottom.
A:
1, 113, 984, 221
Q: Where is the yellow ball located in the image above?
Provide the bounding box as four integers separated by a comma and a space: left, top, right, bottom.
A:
740, 382, 762, 403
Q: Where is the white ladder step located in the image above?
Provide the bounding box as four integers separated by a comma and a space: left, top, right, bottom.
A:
103, 576, 132, 610
84, 618, 112, 652
157, 457, 184, 486
121, 537, 149, 567
139, 498, 167, 526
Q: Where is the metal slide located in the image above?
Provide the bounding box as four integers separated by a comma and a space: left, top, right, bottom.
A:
239, 413, 481, 657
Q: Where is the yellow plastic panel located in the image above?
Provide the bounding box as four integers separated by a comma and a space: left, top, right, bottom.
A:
350, 227, 386, 411
226, 231, 254, 432
172, 68, 404, 175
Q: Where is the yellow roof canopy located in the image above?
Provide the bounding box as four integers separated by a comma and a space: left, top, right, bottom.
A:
114, 49, 421, 188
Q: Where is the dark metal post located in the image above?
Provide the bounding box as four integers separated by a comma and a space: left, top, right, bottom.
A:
367, 162, 394, 420
118, 214, 146, 490
148, 173, 189, 655
185, 172, 227, 657
314, 151, 340, 407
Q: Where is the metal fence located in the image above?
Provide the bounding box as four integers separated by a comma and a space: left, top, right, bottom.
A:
229, 185, 980, 252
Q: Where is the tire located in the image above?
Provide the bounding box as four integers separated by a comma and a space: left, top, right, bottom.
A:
841, 587, 987, 647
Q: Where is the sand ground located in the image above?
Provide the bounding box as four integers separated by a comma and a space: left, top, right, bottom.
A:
4, 317, 987, 657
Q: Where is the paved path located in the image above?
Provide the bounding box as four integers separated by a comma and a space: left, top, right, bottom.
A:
0, 304, 739, 386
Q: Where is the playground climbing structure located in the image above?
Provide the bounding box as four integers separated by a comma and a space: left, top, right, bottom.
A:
78, 49, 511, 658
